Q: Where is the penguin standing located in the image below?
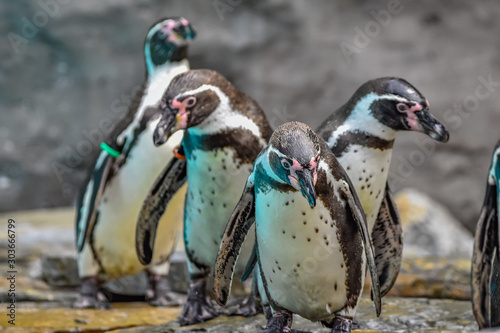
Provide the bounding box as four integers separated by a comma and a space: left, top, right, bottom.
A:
75, 17, 196, 308
135, 69, 273, 325
315, 78, 449, 296
214, 122, 381, 333
472, 140, 500, 329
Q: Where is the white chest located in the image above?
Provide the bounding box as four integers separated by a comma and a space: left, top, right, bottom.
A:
183, 148, 254, 269
255, 190, 351, 321
337, 145, 393, 230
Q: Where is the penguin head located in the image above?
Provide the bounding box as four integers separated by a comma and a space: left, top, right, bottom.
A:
145, 17, 196, 72
268, 122, 320, 207
355, 77, 449, 142
153, 69, 232, 145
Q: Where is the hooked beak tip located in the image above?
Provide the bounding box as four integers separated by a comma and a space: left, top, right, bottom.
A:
415, 110, 450, 143
428, 124, 450, 143
153, 128, 167, 147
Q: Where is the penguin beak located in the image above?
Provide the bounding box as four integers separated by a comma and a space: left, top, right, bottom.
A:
414, 109, 450, 143
174, 21, 196, 41
297, 169, 317, 207
153, 112, 176, 147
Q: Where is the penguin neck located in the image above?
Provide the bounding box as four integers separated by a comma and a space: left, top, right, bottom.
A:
186, 85, 266, 146
258, 147, 288, 185
326, 93, 397, 151
145, 44, 188, 76
115, 59, 189, 151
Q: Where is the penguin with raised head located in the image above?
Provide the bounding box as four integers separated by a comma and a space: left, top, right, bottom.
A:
315, 77, 449, 297
472, 140, 500, 329
135, 69, 273, 325
74, 17, 196, 309
214, 122, 381, 333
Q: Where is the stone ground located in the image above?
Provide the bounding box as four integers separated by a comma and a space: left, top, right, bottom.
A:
0, 207, 483, 332
3, 0, 500, 232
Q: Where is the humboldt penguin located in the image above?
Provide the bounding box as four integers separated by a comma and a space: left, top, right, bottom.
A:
316, 77, 450, 296
74, 17, 196, 308
472, 140, 500, 329
135, 69, 272, 325
214, 122, 381, 333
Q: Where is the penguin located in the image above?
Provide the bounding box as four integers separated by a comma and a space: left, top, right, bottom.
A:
135, 69, 273, 325
472, 139, 500, 329
315, 77, 450, 297
214, 122, 381, 333
74, 17, 196, 309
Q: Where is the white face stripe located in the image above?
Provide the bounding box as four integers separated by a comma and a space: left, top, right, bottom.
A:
116, 60, 189, 151
180, 84, 266, 146
327, 92, 402, 147
260, 147, 286, 184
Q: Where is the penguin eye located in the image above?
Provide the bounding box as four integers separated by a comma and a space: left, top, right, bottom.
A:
397, 103, 409, 113
157, 30, 167, 39
185, 96, 197, 108
281, 159, 291, 170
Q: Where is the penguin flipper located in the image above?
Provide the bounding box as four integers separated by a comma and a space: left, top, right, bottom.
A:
371, 184, 403, 297
135, 157, 187, 265
472, 179, 500, 329
213, 176, 255, 306
76, 154, 113, 252
341, 182, 381, 317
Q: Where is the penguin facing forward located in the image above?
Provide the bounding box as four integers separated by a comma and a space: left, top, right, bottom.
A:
472, 140, 500, 329
214, 122, 381, 333
135, 69, 273, 325
315, 77, 449, 297
75, 17, 195, 309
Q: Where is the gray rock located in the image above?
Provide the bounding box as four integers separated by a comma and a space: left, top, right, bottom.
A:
41, 255, 80, 287
395, 188, 474, 258
103, 251, 190, 296
2, 0, 500, 234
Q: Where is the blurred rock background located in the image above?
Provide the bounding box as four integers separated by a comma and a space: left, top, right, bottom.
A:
1, 0, 500, 232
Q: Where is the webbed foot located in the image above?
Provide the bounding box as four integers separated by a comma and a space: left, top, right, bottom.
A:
330, 316, 353, 333
260, 309, 293, 333
146, 274, 180, 307
73, 277, 110, 309
178, 278, 218, 326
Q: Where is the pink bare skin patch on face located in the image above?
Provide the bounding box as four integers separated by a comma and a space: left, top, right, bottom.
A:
398, 102, 422, 131
309, 156, 319, 185
160, 21, 185, 46
171, 96, 196, 130
287, 159, 303, 190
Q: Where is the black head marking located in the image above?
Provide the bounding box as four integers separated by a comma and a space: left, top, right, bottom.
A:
270, 122, 320, 166
342, 77, 449, 142
146, 17, 196, 69
268, 122, 320, 206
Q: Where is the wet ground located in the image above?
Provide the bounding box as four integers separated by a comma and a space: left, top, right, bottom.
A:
0, 208, 482, 332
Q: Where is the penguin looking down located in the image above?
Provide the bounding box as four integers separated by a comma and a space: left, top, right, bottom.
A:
74, 17, 195, 309
135, 69, 273, 325
214, 122, 381, 333
472, 140, 500, 329
315, 77, 449, 297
